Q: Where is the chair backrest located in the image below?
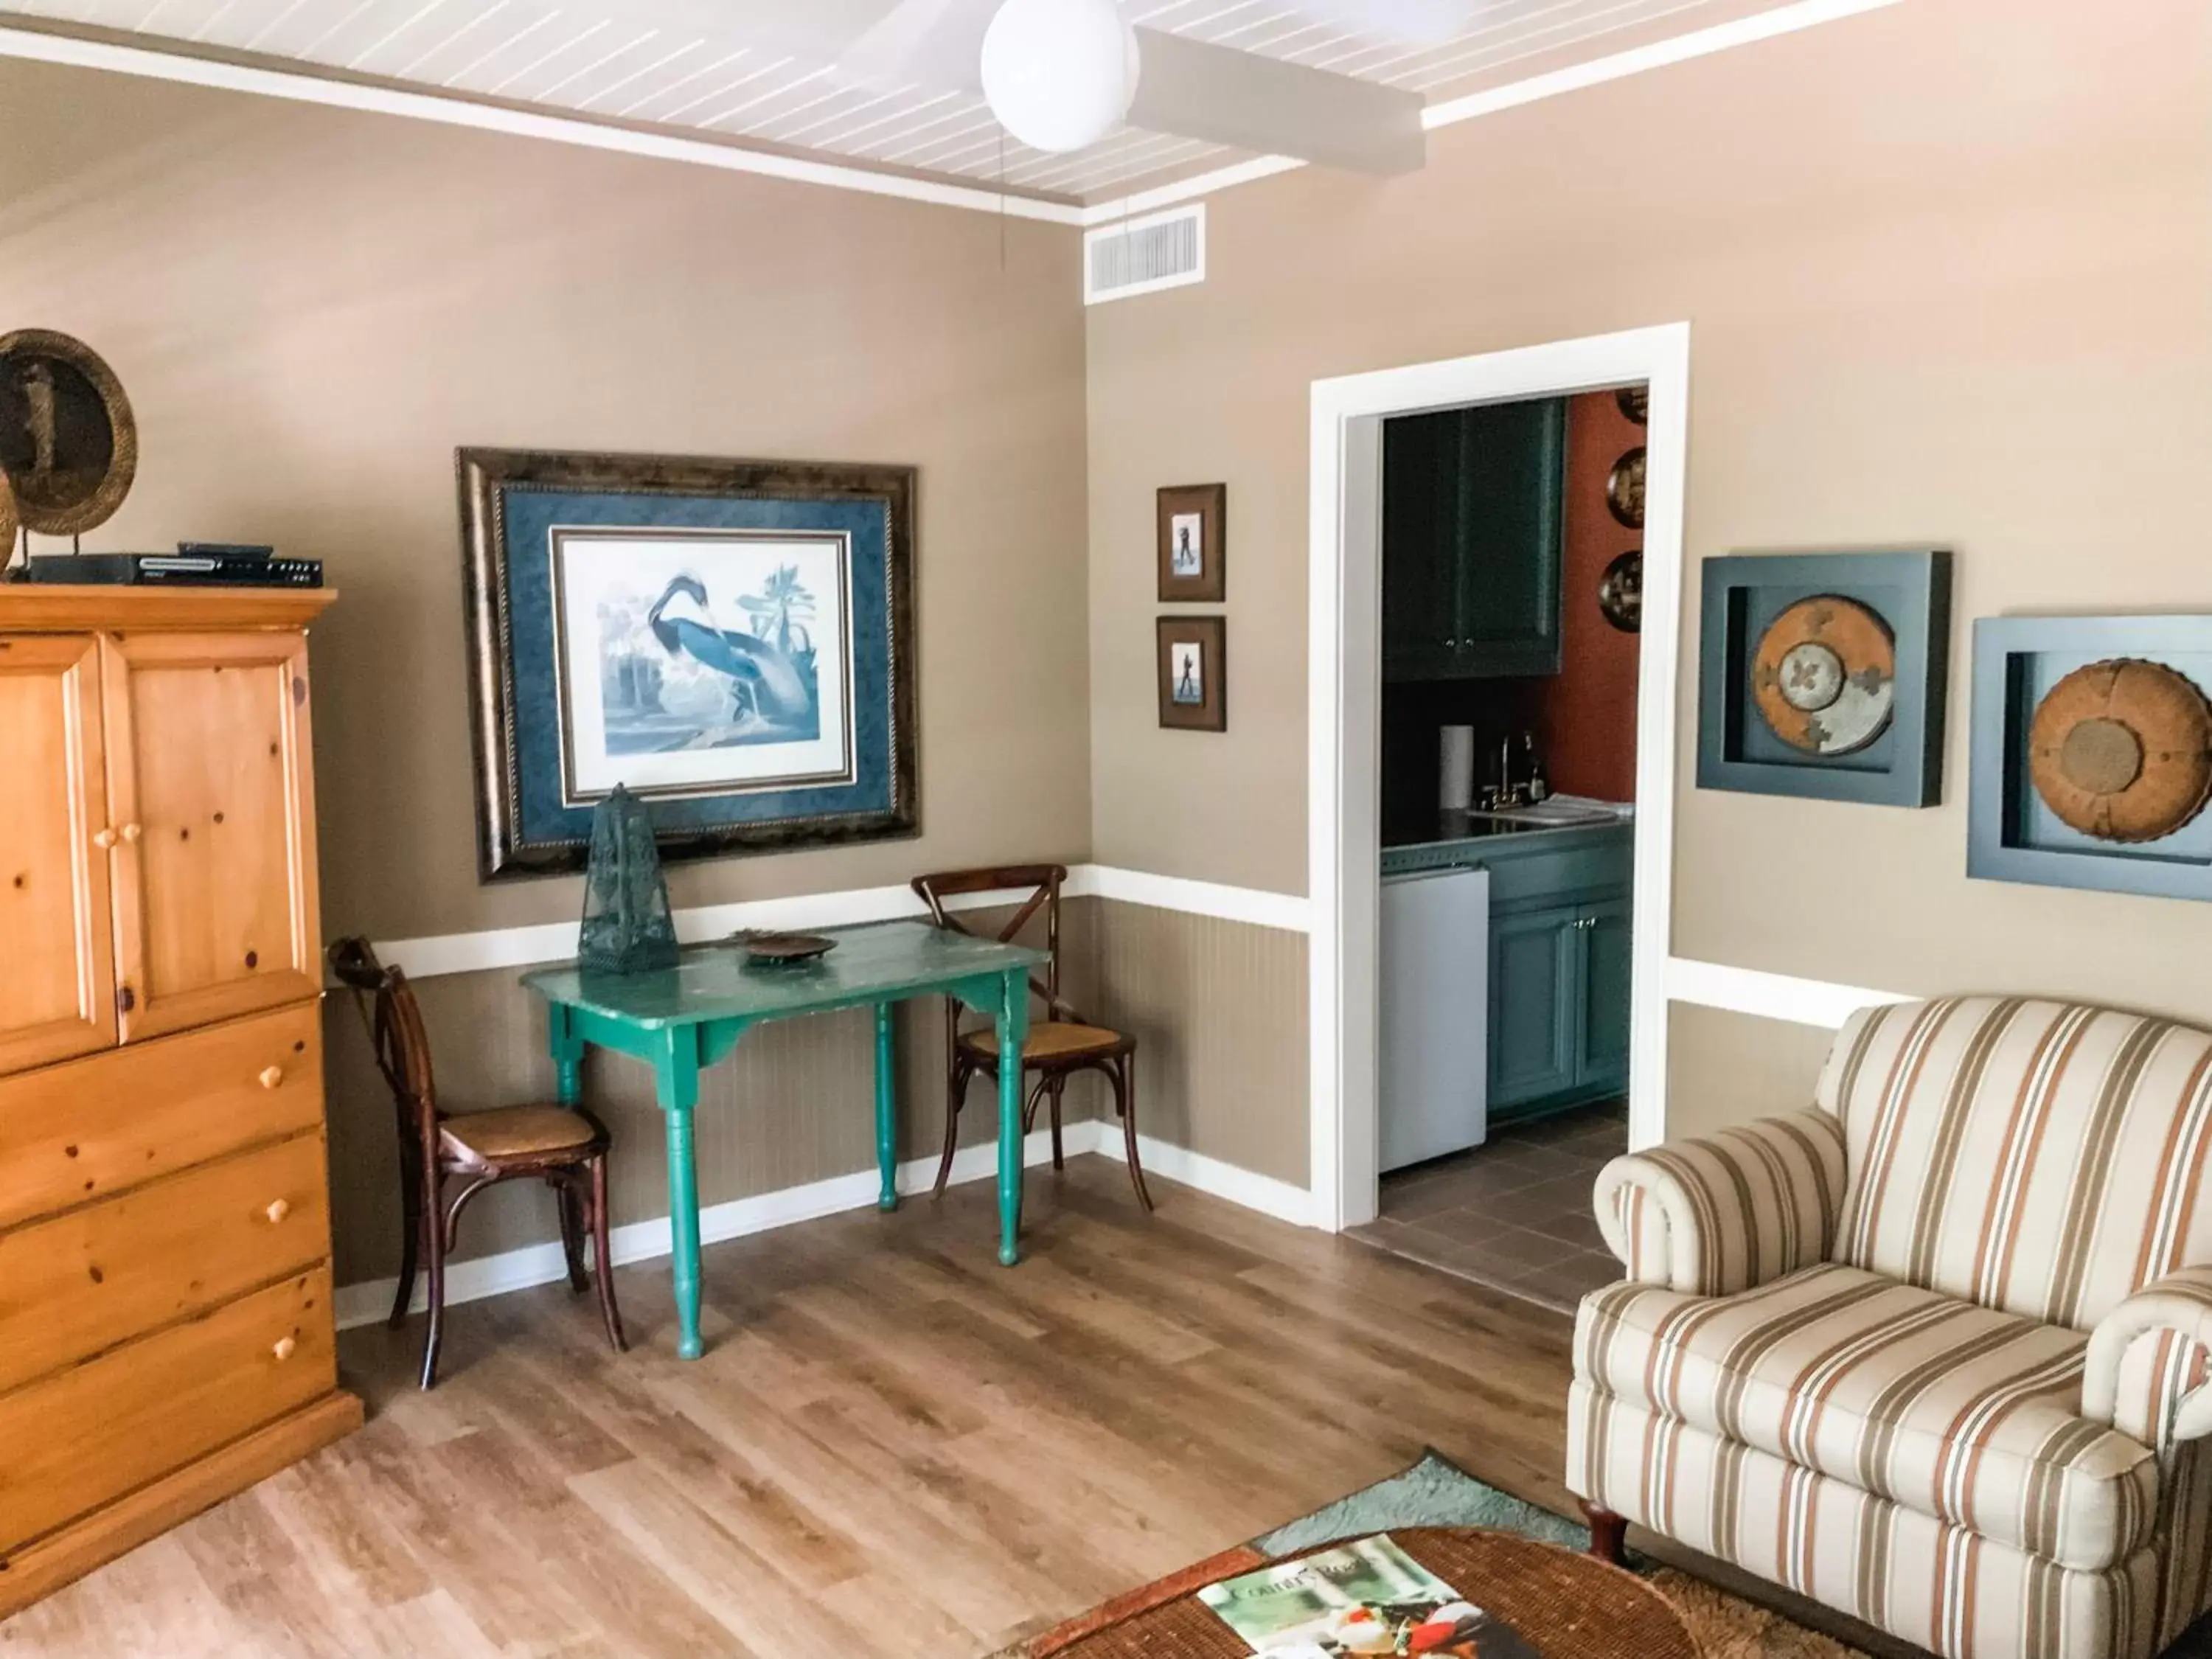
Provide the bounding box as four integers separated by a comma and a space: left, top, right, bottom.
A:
910, 864, 1072, 1018
327, 936, 438, 1131
1818, 995, 2212, 1331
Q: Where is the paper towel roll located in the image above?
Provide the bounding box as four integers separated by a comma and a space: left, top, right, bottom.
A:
1439, 726, 1476, 811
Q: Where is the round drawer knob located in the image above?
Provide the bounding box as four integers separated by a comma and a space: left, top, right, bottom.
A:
265, 1198, 291, 1225
119, 823, 142, 844
258, 1065, 284, 1090
271, 1336, 297, 1363
91, 828, 118, 850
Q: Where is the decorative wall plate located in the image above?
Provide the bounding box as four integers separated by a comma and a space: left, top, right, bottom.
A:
1970, 615, 2212, 901
1605, 447, 1645, 529
1597, 550, 1642, 633
1751, 595, 1896, 756
1698, 549, 1950, 807
0, 330, 136, 536
1615, 385, 1649, 425
2027, 658, 2212, 842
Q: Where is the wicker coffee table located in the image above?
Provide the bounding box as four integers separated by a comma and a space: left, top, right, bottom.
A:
1042, 1527, 1698, 1658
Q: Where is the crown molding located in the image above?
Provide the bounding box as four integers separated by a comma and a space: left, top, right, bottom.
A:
0, 18, 1086, 226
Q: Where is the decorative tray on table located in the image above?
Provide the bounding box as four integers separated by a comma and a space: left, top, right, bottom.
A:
728, 930, 837, 965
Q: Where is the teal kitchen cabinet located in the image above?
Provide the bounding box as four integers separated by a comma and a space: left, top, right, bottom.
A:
1382, 822, 1634, 1127
1576, 895, 1634, 1086
1486, 894, 1633, 1124
1488, 904, 1581, 1105
1381, 397, 1566, 681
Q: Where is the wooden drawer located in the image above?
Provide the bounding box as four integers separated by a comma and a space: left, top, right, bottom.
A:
0, 1133, 330, 1394
0, 1001, 322, 1233
0, 1265, 335, 1555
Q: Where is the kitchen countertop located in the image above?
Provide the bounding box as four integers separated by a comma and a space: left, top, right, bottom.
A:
1381, 807, 1632, 854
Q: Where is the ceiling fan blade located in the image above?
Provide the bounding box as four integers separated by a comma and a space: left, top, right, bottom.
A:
1129, 27, 1425, 173
1285, 0, 1478, 47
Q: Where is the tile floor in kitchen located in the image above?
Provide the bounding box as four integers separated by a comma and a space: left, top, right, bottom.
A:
1347, 1099, 1627, 1311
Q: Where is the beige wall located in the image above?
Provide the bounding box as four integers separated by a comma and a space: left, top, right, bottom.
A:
1086, 0, 2212, 1134
0, 58, 1098, 1279
0, 57, 1091, 947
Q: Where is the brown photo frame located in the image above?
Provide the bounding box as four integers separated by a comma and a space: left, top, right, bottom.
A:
1157, 615, 1226, 731
1156, 482, 1225, 602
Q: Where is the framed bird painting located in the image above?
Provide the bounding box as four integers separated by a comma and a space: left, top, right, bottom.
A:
458, 448, 917, 880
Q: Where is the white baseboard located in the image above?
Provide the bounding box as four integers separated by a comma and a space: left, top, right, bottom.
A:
1127, 1130, 1320, 1228
334, 1117, 1320, 1329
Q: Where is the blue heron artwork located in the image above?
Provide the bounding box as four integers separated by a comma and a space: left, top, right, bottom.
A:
597, 568, 822, 754
554, 530, 852, 801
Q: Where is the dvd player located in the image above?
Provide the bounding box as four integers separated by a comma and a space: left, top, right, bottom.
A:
20, 546, 322, 588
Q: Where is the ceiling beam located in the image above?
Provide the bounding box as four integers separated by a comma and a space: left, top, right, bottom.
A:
1128, 28, 1425, 175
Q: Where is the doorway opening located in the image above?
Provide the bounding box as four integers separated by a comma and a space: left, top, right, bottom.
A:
1305, 325, 1690, 1309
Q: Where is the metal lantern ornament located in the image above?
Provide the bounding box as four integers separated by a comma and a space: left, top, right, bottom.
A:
578, 785, 678, 975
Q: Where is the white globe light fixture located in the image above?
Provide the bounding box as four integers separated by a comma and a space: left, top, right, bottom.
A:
980, 0, 1141, 155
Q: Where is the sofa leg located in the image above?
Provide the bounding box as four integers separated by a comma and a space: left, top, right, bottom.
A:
1580, 1500, 1627, 1565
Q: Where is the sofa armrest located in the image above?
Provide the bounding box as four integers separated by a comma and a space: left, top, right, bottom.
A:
1591, 1111, 1847, 1298
2084, 1267, 2212, 1451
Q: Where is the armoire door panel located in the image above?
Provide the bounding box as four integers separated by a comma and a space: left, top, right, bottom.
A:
100, 633, 321, 1042
0, 636, 117, 1076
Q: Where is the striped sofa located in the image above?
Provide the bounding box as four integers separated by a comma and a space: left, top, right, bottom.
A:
1567, 997, 2212, 1659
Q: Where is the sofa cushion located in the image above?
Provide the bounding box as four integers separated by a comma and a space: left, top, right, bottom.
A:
1576, 1262, 2160, 1571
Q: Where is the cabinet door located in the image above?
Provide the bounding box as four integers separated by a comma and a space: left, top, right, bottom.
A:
100, 633, 322, 1043
1455, 397, 1565, 678
1576, 896, 1634, 1091
1487, 904, 1580, 1108
0, 636, 117, 1075
1380, 410, 1467, 680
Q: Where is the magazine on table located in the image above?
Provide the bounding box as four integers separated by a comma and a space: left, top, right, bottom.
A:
1196, 1534, 1541, 1657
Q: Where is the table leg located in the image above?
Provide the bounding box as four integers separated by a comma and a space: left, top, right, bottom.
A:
654, 1032, 706, 1360
874, 1001, 898, 1213
549, 1003, 584, 1107
995, 965, 1029, 1267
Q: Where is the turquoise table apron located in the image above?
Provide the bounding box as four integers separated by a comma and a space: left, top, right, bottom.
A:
521, 919, 1044, 1360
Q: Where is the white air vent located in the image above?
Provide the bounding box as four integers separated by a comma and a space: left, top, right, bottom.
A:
1083, 204, 1206, 305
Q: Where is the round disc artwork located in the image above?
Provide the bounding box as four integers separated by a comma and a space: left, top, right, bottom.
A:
0, 330, 137, 537
2028, 658, 2212, 843
1750, 595, 1896, 756
1597, 549, 1641, 633
1605, 446, 1645, 529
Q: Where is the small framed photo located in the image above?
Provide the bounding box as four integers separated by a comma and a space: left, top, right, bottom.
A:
1157, 615, 1226, 731
1157, 482, 1225, 602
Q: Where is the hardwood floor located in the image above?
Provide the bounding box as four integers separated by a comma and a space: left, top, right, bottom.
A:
0, 1158, 1579, 1658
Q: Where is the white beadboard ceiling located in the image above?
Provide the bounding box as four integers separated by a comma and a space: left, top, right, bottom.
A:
5, 0, 1788, 201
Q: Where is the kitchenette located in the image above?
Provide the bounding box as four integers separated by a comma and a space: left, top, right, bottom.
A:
1360, 383, 1647, 1308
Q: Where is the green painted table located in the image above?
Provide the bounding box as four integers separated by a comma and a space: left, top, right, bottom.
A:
521, 919, 1046, 1360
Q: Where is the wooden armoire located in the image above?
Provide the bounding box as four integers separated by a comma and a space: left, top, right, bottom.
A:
0, 584, 360, 1614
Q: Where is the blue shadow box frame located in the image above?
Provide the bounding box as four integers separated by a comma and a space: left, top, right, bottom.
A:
1697, 549, 1952, 807
458, 447, 918, 881
1969, 613, 2212, 902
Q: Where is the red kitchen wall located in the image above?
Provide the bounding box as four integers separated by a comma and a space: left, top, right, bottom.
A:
1534, 389, 1644, 801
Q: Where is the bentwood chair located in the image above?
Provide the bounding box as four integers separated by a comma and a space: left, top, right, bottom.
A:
328, 937, 626, 1388
911, 865, 1152, 1211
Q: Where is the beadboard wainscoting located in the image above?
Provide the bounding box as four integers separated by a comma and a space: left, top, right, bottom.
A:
338, 863, 1907, 1327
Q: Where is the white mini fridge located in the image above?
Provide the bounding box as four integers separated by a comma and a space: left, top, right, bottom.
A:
1378, 865, 1491, 1173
